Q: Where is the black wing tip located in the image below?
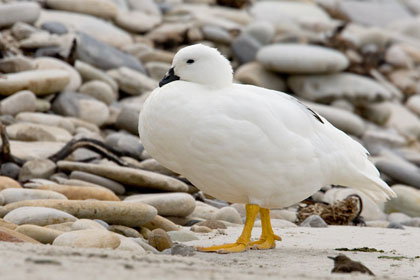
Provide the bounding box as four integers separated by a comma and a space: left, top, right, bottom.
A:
306, 106, 324, 124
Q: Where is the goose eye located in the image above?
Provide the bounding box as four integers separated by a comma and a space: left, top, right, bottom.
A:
186, 59, 195, 64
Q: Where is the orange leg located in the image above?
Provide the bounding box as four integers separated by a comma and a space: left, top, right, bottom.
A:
249, 208, 281, 250
196, 204, 260, 254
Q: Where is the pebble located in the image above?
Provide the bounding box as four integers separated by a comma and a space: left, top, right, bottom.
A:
212, 207, 242, 224
140, 227, 151, 240
52, 178, 105, 189
366, 220, 390, 228
270, 209, 298, 223
0, 200, 157, 227
108, 67, 157, 95
0, 70, 70, 96
34, 57, 82, 92
191, 225, 212, 233
388, 212, 412, 224
6, 122, 72, 142
52, 91, 109, 126
196, 220, 227, 229
0, 56, 35, 74
0, 176, 22, 191
375, 159, 420, 190
148, 228, 173, 252
108, 225, 141, 238
71, 219, 106, 231
387, 222, 405, 229
231, 34, 261, 64
190, 201, 219, 220
38, 10, 131, 47
11, 141, 65, 161
406, 95, 420, 116
171, 244, 196, 256
79, 80, 116, 105
0, 90, 36, 116
339, 0, 410, 27
57, 161, 189, 192
0, 218, 17, 230
288, 73, 391, 103
45, 222, 74, 232
0, 2, 41, 28
257, 44, 349, 74
53, 229, 120, 249
45, 0, 118, 20
130, 237, 159, 253
69, 171, 125, 195
0, 163, 20, 180
243, 21, 275, 45
19, 159, 56, 182
167, 230, 199, 242
362, 130, 406, 154
143, 215, 180, 232
389, 69, 418, 95
74, 60, 118, 92
0, 188, 67, 204
250, 1, 331, 26
76, 32, 144, 72
385, 185, 420, 217
116, 235, 146, 253
127, 0, 160, 15
15, 224, 63, 244
300, 215, 328, 228
136, 158, 175, 176
115, 104, 140, 135
379, 102, 420, 139
67, 117, 100, 133
105, 133, 144, 160
4, 206, 77, 226
146, 23, 191, 46
41, 21, 68, 35
145, 62, 171, 81
0, 226, 40, 243
16, 112, 75, 134
124, 193, 195, 217
33, 99, 51, 112
35, 184, 120, 201
385, 44, 413, 68
138, 48, 174, 64
94, 219, 109, 229
235, 62, 286, 92
403, 217, 420, 227
202, 26, 231, 44
115, 10, 161, 33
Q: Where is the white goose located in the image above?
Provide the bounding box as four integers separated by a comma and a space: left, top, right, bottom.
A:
139, 44, 396, 253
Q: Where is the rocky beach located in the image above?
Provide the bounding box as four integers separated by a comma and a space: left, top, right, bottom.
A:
1, 0, 420, 279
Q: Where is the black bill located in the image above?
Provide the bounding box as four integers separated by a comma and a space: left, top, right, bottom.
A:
159, 67, 180, 87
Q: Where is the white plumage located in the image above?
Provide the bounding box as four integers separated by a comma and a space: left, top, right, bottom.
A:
139, 44, 396, 210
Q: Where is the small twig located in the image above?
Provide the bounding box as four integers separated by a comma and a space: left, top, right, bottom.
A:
48, 138, 138, 166
0, 121, 25, 166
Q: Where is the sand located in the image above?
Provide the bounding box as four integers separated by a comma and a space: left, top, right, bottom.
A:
1, 225, 419, 280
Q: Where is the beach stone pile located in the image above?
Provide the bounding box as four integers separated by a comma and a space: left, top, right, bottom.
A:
1, 0, 420, 251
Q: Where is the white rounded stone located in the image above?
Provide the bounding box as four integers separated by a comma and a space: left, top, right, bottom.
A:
0, 188, 67, 204
53, 229, 120, 248
4, 206, 77, 226
288, 73, 392, 103
0, 70, 70, 96
257, 44, 349, 74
